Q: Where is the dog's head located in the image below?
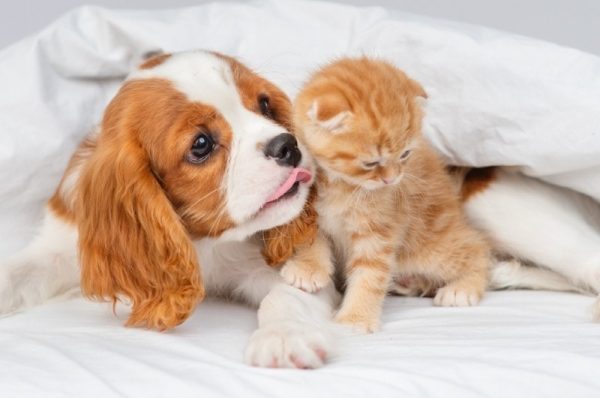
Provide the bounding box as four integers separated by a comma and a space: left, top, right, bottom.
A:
76, 51, 316, 330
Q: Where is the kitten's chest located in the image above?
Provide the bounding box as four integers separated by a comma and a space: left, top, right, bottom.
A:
315, 183, 374, 253
316, 187, 349, 242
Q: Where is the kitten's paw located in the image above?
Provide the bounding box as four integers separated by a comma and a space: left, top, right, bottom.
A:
245, 321, 330, 369
334, 311, 380, 334
280, 260, 331, 293
433, 284, 482, 307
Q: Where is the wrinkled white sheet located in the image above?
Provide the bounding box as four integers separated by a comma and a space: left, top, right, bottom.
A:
1, 291, 600, 398
1, 0, 599, 396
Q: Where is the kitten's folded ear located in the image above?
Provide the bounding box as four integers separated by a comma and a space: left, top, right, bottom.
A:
306, 94, 353, 134
261, 186, 318, 267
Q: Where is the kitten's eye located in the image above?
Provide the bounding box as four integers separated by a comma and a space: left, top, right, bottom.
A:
400, 150, 412, 160
362, 160, 380, 169
258, 94, 273, 119
187, 132, 216, 164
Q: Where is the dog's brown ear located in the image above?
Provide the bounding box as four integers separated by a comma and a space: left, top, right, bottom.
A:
261, 186, 319, 267
76, 100, 204, 331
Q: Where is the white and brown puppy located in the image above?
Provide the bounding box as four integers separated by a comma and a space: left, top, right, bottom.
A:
0, 50, 337, 369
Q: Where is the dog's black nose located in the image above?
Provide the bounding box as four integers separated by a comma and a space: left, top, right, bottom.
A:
264, 133, 301, 167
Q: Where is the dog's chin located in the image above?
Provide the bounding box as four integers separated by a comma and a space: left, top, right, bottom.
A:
255, 182, 309, 229
219, 182, 310, 242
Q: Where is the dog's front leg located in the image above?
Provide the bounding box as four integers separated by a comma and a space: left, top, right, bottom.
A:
245, 282, 339, 369
207, 239, 339, 368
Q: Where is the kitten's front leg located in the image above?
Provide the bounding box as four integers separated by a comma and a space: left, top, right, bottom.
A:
334, 235, 394, 333
426, 228, 489, 307
280, 232, 334, 293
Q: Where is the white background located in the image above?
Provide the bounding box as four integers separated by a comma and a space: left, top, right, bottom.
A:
2, 0, 600, 55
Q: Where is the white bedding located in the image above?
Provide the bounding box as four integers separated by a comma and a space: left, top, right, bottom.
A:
1, 1, 600, 396
2, 291, 600, 397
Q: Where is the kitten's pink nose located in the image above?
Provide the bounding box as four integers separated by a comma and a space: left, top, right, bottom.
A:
382, 177, 392, 185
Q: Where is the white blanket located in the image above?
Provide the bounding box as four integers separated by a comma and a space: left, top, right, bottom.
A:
1, 291, 599, 398
1, 1, 599, 396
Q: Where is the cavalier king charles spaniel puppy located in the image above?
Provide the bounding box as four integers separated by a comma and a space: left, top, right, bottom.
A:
0, 50, 339, 369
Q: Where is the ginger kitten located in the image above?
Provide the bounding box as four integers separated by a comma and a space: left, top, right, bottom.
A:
281, 58, 490, 332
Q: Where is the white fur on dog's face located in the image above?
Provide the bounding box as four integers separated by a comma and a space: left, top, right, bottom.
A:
129, 51, 314, 240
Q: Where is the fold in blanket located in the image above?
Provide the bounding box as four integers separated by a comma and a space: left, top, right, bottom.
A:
2, 1, 600, 253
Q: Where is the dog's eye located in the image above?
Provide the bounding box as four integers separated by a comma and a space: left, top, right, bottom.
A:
258, 94, 273, 119
188, 133, 215, 164
400, 150, 412, 160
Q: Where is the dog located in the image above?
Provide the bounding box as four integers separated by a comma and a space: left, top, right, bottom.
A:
0, 50, 339, 369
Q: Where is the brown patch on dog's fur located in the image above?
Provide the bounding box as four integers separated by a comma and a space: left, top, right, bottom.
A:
461, 167, 497, 201
48, 194, 75, 224
261, 186, 318, 267
216, 52, 293, 130
47, 195, 73, 223
48, 136, 98, 224
139, 53, 171, 69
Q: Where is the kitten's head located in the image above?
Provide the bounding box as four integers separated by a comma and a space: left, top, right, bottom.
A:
294, 58, 427, 190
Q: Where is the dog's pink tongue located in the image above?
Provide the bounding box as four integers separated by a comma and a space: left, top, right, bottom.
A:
266, 168, 312, 203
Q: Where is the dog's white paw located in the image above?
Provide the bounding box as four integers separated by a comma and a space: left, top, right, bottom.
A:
433, 284, 481, 307
280, 260, 331, 293
245, 321, 331, 369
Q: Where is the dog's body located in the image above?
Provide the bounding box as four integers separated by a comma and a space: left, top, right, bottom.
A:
461, 167, 600, 313
1, 51, 599, 371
